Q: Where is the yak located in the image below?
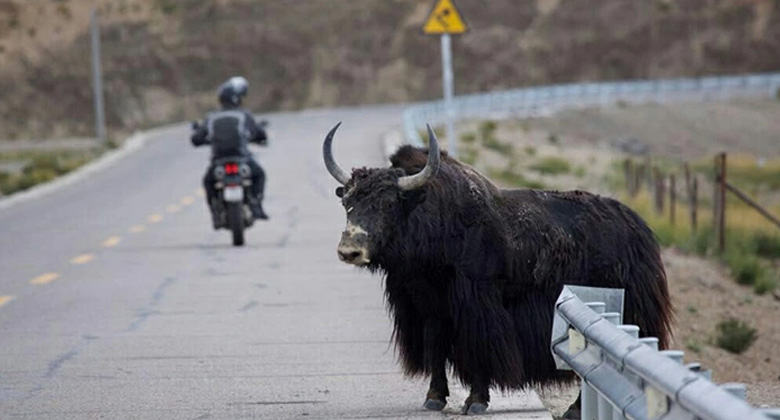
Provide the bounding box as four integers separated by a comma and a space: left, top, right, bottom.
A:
323, 123, 673, 416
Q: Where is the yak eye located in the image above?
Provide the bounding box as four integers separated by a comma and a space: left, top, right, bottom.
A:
335, 187, 345, 198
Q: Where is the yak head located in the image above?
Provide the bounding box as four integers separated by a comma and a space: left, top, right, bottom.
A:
322, 123, 440, 266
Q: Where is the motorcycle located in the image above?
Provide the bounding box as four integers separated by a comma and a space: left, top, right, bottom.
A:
191, 120, 268, 246
210, 156, 255, 246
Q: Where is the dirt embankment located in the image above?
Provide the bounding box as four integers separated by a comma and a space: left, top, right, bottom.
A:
1, 0, 780, 140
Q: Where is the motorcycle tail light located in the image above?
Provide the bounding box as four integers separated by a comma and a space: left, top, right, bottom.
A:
225, 163, 239, 175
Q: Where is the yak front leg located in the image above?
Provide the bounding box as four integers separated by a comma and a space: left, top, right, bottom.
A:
462, 375, 490, 415
423, 318, 449, 411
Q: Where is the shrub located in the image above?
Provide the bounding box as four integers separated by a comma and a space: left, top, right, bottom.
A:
725, 252, 765, 286
753, 232, 780, 259
529, 157, 571, 175
753, 271, 778, 295
685, 339, 702, 353
483, 137, 513, 155
524, 146, 536, 156
461, 132, 477, 144
715, 318, 757, 354
159, 1, 177, 14
478, 120, 497, 141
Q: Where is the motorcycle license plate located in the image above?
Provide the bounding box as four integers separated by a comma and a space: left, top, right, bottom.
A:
223, 186, 244, 202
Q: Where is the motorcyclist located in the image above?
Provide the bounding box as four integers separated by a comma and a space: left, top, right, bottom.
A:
191, 77, 270, 223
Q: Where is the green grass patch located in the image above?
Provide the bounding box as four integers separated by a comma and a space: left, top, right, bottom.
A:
528, 157, 571, 176
159, 1, 178, 14
685, 339, 702, 354
0, 148, 104, 195
724, 251, 766, 286
753, 273, 778, 295
488, 168, 546, 189
461, 132, 477, 145
460, 148, 480, 166
714, 318, 757, 354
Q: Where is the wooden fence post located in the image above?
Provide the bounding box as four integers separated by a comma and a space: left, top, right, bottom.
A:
670, 174, 676, 226
683, 163, 697, 233
717, 153, 727, 254
645, 156, 654, 192
654, 167, 664, 215
624, 159, 634, 197
691, 175, 698, 233
713, 155, 721, 233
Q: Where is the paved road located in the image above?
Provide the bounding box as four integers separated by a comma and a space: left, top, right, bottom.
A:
0, 105, 551, 419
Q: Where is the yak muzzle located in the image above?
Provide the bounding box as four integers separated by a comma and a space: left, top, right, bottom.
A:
337, 245, 370, 265
337, 224, 371, 266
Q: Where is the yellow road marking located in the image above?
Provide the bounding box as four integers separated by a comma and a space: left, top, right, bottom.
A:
31, 272, 60, 285
129, 224, 146, 233
147, 214, 163, 223
102, 236, 121, 247
166, 205, 180, 213
70, 254, 95, 265
180, 196, 195, 206
0, 296, 13, 308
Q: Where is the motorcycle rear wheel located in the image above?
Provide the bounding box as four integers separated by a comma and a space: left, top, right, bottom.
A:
227, 202, 245, 246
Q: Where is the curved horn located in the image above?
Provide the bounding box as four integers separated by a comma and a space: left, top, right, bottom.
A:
398, 124, 440, 191
323, 122, 350, 185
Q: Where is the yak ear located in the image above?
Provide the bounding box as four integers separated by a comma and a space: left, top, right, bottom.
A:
401, 188, 427, 214
335, 186, 345, 198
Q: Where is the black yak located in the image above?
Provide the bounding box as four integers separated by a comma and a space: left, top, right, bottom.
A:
323, 123, 673, 416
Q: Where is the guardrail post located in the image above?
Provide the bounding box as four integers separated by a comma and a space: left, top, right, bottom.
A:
722, 383, 747, 401
761, 408, 780, 419
612, 325, 640, 420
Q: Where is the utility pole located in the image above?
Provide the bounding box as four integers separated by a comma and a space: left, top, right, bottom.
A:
90, 7, 106, 144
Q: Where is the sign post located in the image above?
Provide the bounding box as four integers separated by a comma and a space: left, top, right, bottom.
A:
422, 0, 468, 158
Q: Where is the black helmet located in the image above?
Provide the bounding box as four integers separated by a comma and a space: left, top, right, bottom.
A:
217, 76, 249, 108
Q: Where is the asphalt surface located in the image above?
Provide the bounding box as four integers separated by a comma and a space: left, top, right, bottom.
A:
0, 105, 551, 419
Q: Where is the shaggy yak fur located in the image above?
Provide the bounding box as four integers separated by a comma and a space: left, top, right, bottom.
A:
331, 141, 674, 414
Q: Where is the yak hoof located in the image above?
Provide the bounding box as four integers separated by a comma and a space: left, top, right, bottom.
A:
461, 402, 488, 415
423, 398, 446, 411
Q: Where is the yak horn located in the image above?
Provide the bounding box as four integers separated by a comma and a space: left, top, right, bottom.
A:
398, 124, 440, 191
323, 122, 350, 185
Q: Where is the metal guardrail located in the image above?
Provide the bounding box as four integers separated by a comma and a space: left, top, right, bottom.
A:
552, 287, 780, 420
403, 72, 780, 146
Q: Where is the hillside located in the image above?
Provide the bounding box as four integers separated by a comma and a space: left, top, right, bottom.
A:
0, 0, 779, 140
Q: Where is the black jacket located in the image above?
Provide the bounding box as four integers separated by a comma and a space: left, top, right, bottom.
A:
191, 108, 267, 160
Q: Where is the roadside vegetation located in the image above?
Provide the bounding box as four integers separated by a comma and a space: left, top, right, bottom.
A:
616, 164, 780, 298
0, 147, 108, 196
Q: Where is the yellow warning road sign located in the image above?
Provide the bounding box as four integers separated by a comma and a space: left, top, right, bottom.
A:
422, 0, 468, 35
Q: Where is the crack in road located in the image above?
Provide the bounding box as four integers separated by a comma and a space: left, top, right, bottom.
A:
125, 276, 176, 333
